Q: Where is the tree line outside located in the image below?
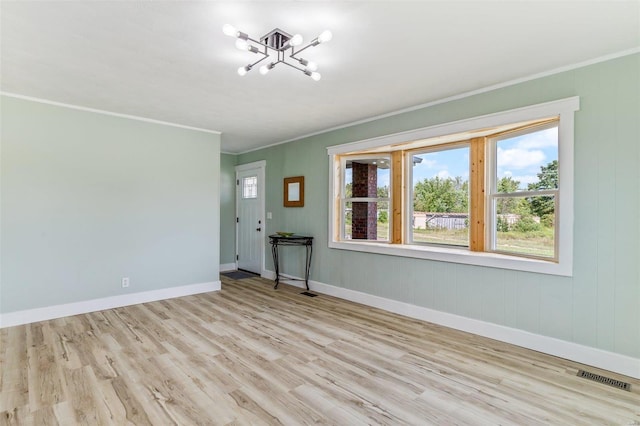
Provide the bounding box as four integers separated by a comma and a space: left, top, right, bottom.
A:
412, 160, 557, 256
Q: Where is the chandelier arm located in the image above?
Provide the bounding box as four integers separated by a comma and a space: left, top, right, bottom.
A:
248, 55, 270, 69
247, 36, 268, 47
289, 43, 315, 58
245, 37, 279, 56
280, 61, 307, 74
242, 45, 270, 69
288, 52, 311, 64
288, 50, 299, 61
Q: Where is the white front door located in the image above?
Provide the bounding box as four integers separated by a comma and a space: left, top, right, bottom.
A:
236, 162, 265, 274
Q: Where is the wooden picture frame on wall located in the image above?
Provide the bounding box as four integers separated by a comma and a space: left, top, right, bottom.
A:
284, 176, 304, 207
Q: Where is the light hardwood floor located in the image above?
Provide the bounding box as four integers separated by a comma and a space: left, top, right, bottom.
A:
1, 276, 639, 425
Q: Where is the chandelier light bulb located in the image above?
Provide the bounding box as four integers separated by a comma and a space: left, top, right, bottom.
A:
222, 24, 237, 37
317, 30, 333, 43
298, 58, 318, 71
289, 34, 304, 47
235, 39, 249, 50
310, 72, 321, 81
237, 66, 249, 76
260, 63, 276, 75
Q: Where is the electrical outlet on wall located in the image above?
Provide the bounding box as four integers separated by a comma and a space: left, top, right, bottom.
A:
122, 277, 130, 288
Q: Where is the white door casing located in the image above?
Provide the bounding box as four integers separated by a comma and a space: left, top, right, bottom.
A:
235, 161, 266, 275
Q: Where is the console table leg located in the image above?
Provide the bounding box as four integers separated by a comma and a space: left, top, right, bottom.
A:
272, 243, 280, 289
304, 244, 312, 290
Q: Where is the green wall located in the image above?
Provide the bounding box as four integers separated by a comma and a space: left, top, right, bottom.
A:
236, 53, 640, 359
1, 96, 221, 313
219, 153, 237, 265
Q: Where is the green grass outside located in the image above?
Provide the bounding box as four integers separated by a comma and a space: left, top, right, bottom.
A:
347, 221, 555, 259
412, 228, 468, 246
495, 228, 555, 258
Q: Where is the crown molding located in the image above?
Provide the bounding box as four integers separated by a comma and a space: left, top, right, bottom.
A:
0, 92, 222, 135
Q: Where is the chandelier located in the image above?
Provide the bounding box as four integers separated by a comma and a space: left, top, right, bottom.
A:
222, 25, 332, 81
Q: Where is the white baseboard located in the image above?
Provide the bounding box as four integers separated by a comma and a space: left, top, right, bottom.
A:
220, 263, 237, 272
0, 281, 221, 328
265, 270, 640, 379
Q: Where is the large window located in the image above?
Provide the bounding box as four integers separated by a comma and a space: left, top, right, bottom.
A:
328, 97, 578, 276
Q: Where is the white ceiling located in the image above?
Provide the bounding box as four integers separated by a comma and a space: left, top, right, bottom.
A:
2, 1, 639, 153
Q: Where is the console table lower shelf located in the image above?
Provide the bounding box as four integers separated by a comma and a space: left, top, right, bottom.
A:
268, 234, 313, 290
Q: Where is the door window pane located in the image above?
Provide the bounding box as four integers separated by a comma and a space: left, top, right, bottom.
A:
242, 176, 257, 199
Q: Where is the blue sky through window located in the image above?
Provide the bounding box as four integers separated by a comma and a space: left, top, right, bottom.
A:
412, 146, 469, 186
411, 126, 558, 190
495, 126, 558, 190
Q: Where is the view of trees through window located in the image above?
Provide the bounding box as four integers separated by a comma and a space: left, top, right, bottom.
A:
494, 159, 557, 257
492, 125, 558, 257
411, 145, 470, 246
409, 125, 558, 257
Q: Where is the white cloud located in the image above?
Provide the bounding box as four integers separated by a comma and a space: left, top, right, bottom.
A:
415, 157, 450, 180
413, 152, 468, 182
497, 147, 546, 169
513, 127, 558, 149
415, 158, 437, 168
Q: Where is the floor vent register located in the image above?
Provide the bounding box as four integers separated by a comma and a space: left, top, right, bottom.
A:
577, 370, 631, 391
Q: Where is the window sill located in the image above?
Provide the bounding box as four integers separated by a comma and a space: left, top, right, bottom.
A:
328, 240, 572, 277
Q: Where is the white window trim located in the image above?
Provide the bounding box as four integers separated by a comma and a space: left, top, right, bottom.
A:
327, 97, 579, 276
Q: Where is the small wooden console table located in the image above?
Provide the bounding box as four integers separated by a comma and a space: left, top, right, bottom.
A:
268, 234, 313, 290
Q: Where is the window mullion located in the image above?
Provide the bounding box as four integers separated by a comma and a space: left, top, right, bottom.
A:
469, 137, 486, 251
391, 150, 404, 244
